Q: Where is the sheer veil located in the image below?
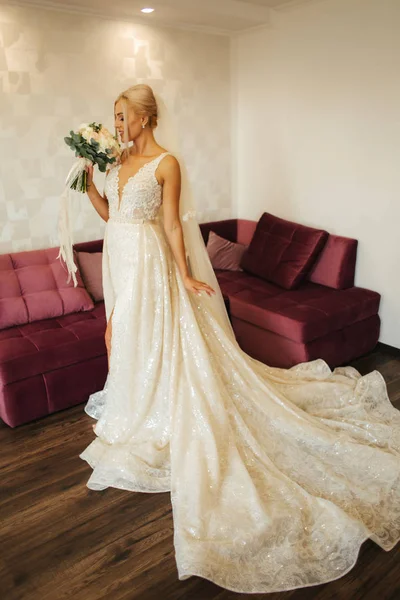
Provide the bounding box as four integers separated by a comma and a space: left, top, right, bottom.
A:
152, 92, 235, 342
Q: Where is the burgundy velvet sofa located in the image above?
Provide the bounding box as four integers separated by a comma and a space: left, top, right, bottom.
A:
199, 215, 380, 370
0, 213, 380, 428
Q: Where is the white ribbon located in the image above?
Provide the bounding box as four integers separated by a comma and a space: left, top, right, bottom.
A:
57, 157, 92, 287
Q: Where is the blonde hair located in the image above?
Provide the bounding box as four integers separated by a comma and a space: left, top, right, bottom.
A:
115, 84, 158, 161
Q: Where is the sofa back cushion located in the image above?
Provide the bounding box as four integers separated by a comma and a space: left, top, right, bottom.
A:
0, 247, 94, 330
236, 220, 258, 245
199, 219, 257, 247
240, 212, 329, 290
306, 234, 358, 289
73, 239, 104, 253
76, 251, 103, 301
200, 219, 238, 245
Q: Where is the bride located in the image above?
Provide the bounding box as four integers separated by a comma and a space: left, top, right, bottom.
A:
77, 83, 400, 594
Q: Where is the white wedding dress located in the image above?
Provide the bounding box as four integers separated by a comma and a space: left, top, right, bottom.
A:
79, 152, 400, 594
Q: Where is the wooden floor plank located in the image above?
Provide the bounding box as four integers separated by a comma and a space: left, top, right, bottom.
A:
1, 345, 399, 599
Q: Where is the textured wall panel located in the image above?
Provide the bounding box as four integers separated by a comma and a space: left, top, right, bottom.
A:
0, 5, 232, 253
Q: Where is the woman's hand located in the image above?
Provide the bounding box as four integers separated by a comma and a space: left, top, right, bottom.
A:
84, 163, 94, 189
183, 275, 216, 297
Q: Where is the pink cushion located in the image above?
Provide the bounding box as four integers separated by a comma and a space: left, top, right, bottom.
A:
76, 251, 103, 301
306, 234, 358, 289
0, 247, 94, 331
206, 231, 247, 271
240, 212, 329, 290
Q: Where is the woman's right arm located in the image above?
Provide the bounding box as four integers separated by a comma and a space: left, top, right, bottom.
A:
85, 164, 109, 222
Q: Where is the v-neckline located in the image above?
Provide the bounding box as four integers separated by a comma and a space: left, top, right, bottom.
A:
116, 152, 167, 211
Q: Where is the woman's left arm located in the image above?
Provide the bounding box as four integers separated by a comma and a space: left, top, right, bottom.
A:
159, 155, 215, 297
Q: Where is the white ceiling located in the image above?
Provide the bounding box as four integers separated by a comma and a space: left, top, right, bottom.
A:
5, 0, 322, 34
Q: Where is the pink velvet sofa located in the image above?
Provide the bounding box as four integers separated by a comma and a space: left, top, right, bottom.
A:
0, 212, 380, 427
0, 239, 107, 428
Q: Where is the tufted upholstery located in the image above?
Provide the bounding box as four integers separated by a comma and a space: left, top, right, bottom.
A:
240, 212, 329, 290
200, 216, 380, 369
0, 239, 106, 427
0, 247, 94, 330
215, 270, 380, 344
0, 218, 381, 427
0, 303, 106, 386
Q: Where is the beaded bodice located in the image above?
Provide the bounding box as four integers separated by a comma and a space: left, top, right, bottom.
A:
105, 152, 170, 222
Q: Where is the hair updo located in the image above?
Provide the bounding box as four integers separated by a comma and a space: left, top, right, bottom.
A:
117, 83, 158, 127
114, 84, 158, 161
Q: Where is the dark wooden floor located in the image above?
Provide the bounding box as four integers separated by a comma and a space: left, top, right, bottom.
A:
1, 343, 400, 600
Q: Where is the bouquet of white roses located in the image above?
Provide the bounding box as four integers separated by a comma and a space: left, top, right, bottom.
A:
64, 122, 121, 192
57, 122, 121, 287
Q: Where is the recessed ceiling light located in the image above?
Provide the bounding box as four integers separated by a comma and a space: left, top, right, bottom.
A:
141, 7, 154, 13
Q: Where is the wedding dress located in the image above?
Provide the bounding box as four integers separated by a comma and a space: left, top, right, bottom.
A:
79, 151, 400, 594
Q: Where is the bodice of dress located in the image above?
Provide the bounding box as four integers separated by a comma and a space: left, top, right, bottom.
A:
105, 152, 170, 222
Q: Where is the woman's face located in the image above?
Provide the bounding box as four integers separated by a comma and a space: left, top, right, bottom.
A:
114, 100, 144, 143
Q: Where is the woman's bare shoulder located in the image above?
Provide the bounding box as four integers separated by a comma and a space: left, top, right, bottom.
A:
162, 153, 179, 168
156, 153, 180, 186
159, 153, 180, 179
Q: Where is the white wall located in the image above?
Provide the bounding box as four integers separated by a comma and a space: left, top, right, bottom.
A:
232, 0, 400, 347
0, 5, 232, 254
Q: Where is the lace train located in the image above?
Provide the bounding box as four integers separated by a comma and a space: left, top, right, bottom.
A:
79, 158, 400, 593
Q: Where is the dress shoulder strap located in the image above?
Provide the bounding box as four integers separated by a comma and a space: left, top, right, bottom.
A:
152, 151, 171, 170
105, 160, 121, 178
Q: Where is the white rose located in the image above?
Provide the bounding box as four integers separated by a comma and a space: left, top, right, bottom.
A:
81, 127, 94, 141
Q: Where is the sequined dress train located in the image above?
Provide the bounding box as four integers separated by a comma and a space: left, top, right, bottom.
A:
79, 152, 400, 594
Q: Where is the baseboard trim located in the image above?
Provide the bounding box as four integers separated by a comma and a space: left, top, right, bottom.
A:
376, 341, 400, 356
